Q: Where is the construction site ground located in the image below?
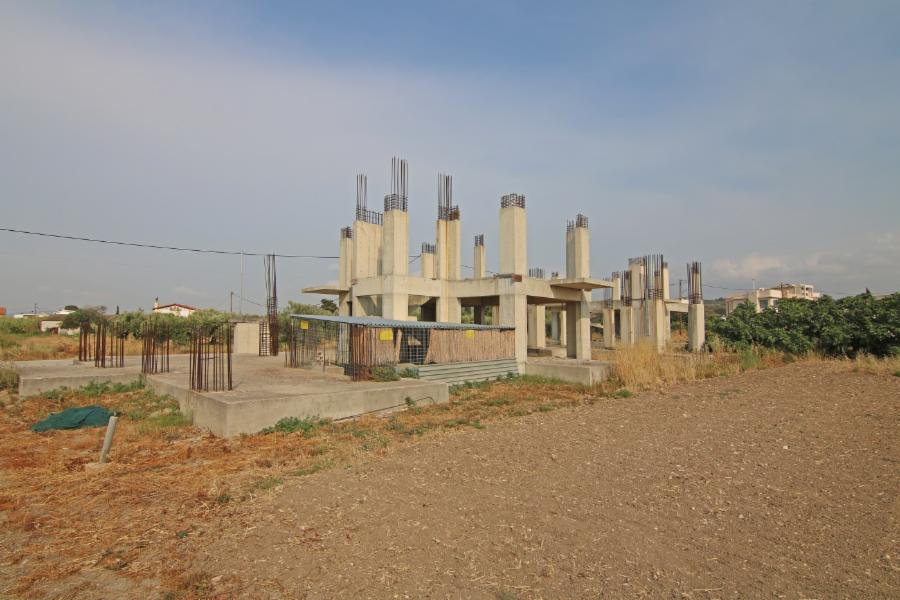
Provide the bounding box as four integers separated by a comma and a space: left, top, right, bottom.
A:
1, 360, 898, 599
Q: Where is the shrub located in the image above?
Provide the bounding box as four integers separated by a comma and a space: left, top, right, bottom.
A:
709, 292, 899, 357
371, 366, 400, 381
262, 415, 330, 435
0, 318, 41, 336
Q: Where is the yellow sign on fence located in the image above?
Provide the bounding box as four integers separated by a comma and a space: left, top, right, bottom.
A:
300, 321, 309, 330
465, 329, 476, 339
379, 329, 394, 341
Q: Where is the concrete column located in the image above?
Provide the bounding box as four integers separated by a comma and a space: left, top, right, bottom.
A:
499, 201, 527, 275
352, 220, 383, 280
549, 307, 560, 342
499, 290, 528, 365
612, 272, 622, 302
436, 219, 449, 280
382, 210, 408, 276
338, 292, 351, 316
559, 310, 567, 346
527, 304, 546, 348
421, 250, 435, 279
437, 284, 462, 323
473, 242, 486, 279
448, 219, 461, 281
565, 220, 590, 279
650, 299, 667, 353
382, 289, 409, 320
619, 306, 635, 347
602, 307, 615, 348
688, 303, 706, 352
629, 260, 643, 303
339, 230, 353, 290
565, 295, 591, 360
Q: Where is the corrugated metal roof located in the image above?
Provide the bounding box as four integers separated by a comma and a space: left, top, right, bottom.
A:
291, 314, 513, 331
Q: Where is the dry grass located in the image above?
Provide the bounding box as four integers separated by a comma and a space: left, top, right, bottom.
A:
833, 353, 900, 377
0, 334, 148, 361
594, 341, 793, 392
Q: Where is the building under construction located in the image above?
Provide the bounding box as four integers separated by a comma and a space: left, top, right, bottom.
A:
304, 157, 646, 378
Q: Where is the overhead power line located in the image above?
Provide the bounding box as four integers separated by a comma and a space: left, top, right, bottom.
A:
0, 227, 338, 259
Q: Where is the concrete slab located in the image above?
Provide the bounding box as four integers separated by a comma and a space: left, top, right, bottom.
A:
12, 355, 448, 438
522, 357, 611, 386
14, 358, 145, 397
146, 356, 449, 437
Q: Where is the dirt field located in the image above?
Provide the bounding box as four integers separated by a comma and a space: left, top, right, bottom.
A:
2, 361, 899, 598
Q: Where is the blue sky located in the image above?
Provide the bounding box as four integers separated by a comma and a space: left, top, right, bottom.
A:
1, 1, 899, 313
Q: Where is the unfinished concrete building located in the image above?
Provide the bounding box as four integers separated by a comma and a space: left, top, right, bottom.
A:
304, 158, 612, 368
592, 257, 706, 352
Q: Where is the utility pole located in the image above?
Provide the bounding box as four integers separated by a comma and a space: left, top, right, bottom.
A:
230, 291, 234, 314
239, 251, 244, 317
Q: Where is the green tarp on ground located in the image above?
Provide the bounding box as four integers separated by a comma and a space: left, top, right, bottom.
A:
31, 405, 113, 432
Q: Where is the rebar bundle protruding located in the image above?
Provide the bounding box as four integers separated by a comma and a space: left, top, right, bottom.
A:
421, 242, 436, 254
384, 157, 409, 212
622, 270, 633, 306
78, 323, 94, 362
260, 253, 279, 356
566, 214, 589, 232
528, 267, 546, 279
500, 193, 525, 209
190, 323, 233, 392
355, 173, 383, 224
643, 254, 665, 300
687, 261, 703, 304
437, 172, 459, 220
474, 234, 484, 247
141, 318, 171, 374
340, 226, 352, 239
94, 318, 125, 368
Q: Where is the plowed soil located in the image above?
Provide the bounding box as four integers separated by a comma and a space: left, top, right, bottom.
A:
193, 362, 899, 599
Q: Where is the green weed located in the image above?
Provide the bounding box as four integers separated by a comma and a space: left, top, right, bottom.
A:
262, 416, 331, 436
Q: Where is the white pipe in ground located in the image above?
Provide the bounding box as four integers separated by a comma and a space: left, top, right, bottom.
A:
99, 415, 119, 464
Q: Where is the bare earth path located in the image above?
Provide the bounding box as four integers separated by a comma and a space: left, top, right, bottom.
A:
191, 362, 899, 599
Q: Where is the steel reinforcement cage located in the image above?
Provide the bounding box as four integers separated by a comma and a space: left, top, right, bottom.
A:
286, 315, 515, 381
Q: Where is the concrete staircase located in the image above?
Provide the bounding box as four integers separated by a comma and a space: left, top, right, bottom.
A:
416, 359, 519, 385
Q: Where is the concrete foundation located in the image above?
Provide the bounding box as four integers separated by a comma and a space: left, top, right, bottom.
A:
523, 357, 611, 386
15, 359, 143, 398
14, 356, 450, 438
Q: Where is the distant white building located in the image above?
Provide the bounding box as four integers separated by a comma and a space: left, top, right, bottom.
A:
726, 283, 822, 315
152, 299, 197, 318
40, 310, 77, 335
